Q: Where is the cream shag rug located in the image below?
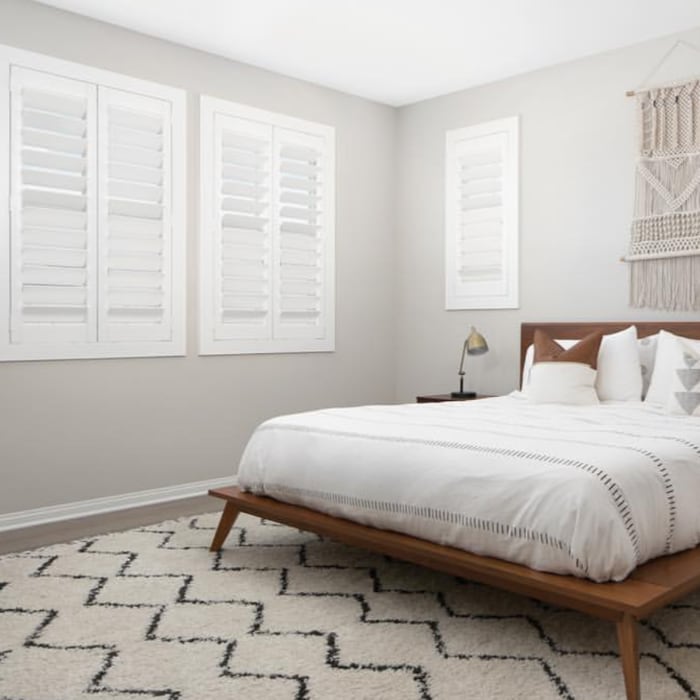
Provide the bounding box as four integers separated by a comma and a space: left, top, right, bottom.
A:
1, 512, 699, 699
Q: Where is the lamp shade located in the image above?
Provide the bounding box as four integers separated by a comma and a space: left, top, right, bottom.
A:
466, 326, 488, 355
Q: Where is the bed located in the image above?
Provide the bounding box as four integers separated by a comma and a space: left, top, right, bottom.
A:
208, 321, 700, 700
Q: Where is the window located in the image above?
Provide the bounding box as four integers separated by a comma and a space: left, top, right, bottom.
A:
445, 116, 519, 310
0, 45, 186, 361
199, 96, 335, 355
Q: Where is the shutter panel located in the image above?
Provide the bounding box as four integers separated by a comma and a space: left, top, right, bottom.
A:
273, 128, 328, 340
98, 87, 172, 342
445, 117, 518, 310
9, 66, 97, 344
211, 114, 272, 341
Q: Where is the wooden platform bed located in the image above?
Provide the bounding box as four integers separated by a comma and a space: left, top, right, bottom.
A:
209, 321, 700, 700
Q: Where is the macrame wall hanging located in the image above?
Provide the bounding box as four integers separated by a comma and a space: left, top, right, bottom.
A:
625, 41, 700, 311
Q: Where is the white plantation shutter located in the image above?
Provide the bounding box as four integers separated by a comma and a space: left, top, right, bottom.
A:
212, 114, 272, 341
9, 67, 97, 344
0, 45, 186, 361
98, 88, 173, 342
445, 117, 519, 310
273, 129, 328, 340
200, 96, 335, 355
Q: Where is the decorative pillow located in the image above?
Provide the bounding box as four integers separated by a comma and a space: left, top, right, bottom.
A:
638, 333, 659, 400
527, 362, 599, 405
646, 330, 700, 406
665, 338, 700, 416
522, 326, 642, 401
525, 330, 602, 405
522, 341, 571, 389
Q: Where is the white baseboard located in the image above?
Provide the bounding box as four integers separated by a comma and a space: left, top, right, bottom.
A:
0, 476, 235, 532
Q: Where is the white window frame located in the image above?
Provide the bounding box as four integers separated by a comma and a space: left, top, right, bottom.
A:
445, 116, 519, 310
0, 45, 186, 361
199, 95, 335, 355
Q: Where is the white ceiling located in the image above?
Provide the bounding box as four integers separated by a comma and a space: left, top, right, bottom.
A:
35, 0, 700, 106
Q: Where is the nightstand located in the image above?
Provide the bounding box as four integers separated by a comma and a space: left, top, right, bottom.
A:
416, 394, 493, 403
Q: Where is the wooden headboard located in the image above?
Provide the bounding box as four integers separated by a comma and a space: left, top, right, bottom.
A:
520, 321, 700, 383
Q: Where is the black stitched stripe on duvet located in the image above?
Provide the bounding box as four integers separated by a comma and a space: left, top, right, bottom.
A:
317, 407, 681, 556
330, 408, 678, 556
256, 422, 641, 564
261, 481, 587, 575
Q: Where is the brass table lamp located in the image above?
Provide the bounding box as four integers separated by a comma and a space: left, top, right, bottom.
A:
451, 326, 489, 398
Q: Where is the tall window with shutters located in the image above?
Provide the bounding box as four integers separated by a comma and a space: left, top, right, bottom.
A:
445, 116, 519, 310
0, 46, 186, 361
200, 97, 335, 355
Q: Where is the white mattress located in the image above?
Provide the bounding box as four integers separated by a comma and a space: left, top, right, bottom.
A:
237, 395, 700, 582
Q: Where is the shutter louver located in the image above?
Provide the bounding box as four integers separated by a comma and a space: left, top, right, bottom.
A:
446, 117, 518, 310
98, 88, 172, 342
273, 129, 326, 340
9, 67, 97, 343
213, 114, 272, 341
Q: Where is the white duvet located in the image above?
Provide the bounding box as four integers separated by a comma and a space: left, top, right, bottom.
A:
237, 395, 700, 581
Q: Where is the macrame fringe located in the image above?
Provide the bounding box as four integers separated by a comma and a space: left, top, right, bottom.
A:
630, 256, 700, 310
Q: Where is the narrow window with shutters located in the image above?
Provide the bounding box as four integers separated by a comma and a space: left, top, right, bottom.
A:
445, 116, 519, 310
0, 45, 186, 361
200, 97, 335, 355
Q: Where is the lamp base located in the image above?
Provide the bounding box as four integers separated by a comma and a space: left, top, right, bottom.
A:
450, 391, 477, 399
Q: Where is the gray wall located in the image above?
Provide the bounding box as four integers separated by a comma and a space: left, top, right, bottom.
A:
395, 29, 700, 402
4, 1, 700, 517
0, 0, 397, 513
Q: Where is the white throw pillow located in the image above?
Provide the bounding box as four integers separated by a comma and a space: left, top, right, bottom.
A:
637, 333, 658, 400
646, 330, 700, 406
596, 326, 642, 402
665, 337, 700, 416
527, 362, 599, 405
521, 326, 641, 401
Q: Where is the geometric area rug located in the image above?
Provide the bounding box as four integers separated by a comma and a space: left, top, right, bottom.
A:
1, 513, 699, 699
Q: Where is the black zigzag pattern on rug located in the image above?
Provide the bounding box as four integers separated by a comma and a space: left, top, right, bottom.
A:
0, 513, 699, 699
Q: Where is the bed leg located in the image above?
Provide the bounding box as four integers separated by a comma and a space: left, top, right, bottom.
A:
209, 502, 240, 552
616, 614, 640, 700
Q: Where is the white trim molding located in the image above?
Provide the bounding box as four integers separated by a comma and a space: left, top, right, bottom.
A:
0, 476, 234, 532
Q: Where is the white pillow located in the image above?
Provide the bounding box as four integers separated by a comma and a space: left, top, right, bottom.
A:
646, 330, 700, 406
665, 337, 700, 416
637, 333, 659, 400
521, 326, 642, 401
527, 362, 599, 405
596, 326, 642, 402
522, 341, 574, 389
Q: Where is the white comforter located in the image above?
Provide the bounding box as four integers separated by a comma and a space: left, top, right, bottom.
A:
237, 395, 700, 581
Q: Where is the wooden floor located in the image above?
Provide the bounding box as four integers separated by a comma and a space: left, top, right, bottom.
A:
0, 495, 214, 555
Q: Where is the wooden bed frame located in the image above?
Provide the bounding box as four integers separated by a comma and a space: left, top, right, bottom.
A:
209, 321, 700, 700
